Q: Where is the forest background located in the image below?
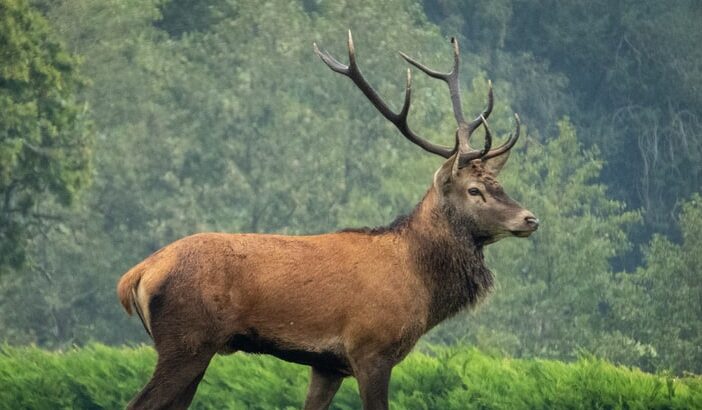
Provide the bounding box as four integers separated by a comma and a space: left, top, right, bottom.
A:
1, 0, 700, 377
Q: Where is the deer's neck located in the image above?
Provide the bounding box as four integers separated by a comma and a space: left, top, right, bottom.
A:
402, 188, 494, 329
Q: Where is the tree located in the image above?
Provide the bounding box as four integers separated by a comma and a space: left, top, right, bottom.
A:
0, 0, 495, 346
2, 0, 697, 377
0, 0, 91, 274
615, 195, 702, 374
423, 0, 702, 266
0, 0, 180, 346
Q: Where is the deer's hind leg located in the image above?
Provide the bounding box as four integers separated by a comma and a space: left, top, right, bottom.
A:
169, 367, 208, 410
127, 345, 215, 410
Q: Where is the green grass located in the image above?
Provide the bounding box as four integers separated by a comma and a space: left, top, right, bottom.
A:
0, 344, 700, 409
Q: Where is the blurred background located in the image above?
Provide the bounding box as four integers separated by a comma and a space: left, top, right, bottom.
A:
1, 0, 700, 376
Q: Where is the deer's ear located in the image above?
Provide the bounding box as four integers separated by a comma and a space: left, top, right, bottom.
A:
434, 152, 461, 189
483, 149, 511, 175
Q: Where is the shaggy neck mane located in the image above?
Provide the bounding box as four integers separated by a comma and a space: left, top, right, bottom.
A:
343, 188, 494, 328
406, 189, 494, 327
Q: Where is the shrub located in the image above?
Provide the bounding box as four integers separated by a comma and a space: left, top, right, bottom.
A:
1, 344, 700, 409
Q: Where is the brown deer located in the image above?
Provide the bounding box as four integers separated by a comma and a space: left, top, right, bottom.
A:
117, 31, 538, 410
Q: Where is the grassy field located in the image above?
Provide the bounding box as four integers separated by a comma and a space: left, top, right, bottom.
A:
0, 344, 700, 409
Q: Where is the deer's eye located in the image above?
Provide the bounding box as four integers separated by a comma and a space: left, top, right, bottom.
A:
468, 188, 481, 196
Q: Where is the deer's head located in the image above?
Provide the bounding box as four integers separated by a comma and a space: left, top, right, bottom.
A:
315, 32, 538, 244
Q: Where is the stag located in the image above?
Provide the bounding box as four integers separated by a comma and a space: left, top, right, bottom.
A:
117, 31, 538, 410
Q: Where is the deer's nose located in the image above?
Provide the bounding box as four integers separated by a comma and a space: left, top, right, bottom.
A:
525, 215, 540, 230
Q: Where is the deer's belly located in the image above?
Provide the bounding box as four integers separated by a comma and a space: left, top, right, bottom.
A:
224, 328, 352, 375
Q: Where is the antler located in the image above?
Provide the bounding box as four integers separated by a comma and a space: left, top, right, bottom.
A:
399, 38, 466, 127
482, 114, 520, 160
399, 37, 494, 162
314, 31, 453, 158
314, 31, 517, 165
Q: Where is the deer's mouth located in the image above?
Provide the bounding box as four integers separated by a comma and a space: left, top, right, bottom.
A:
510, 229, 536, 238
510, 216, 539, 237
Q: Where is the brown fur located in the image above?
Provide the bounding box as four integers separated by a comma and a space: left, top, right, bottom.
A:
117, 160, 537, 410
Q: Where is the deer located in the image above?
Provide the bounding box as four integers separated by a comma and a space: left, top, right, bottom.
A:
116, 31, 539, 410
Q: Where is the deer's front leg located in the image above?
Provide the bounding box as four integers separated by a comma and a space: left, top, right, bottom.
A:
303, 367, 343, 410
353, 360, 393, 410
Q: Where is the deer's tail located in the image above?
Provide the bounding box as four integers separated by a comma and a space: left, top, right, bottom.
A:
117, 263, 153, 338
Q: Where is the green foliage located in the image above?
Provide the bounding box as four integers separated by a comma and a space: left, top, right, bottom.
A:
1, 344, 700, 409
0, 0, 699, 381
613, 195, 702, 373
0, 0, 168, 346
0, 0, 467, 346
155, 0, 230, 37
0, 0, 91, 272
425, 0, 702, 245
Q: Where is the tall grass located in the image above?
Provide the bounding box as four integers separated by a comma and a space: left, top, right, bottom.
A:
0, 344, 700, 409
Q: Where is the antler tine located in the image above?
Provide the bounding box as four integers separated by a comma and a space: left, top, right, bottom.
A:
458, 114, 494, 165
314, 30, 454, 158
478, 114, 493, 155
467, 80, 494, 133
400, 37, 466, 126
482, 113, 520, 160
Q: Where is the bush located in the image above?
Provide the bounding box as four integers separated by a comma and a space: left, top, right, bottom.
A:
1, 344, 700, 409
